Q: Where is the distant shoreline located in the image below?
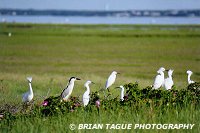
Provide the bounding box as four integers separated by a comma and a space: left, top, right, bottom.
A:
0, 9, 200, 17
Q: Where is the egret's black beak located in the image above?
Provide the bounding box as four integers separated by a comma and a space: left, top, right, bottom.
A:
92, 82, 95, 84
76, 78, 81, 80
115, 87, 120, 89
165, 69, 169, 71
117, 72, 120, 74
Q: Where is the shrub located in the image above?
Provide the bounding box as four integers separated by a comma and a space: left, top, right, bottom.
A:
0, 82, 199, 119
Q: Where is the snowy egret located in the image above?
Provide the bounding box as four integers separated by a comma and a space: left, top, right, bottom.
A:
22, 77, 33, 103
8, 32, 12, 37
116, 85, 125, 101
61, 77, 81, 101
164, 69, 174, 90
152, 67, 165, 89
105, 71, 119, 92
82, 80, 94, 107
187, 70, 195, 84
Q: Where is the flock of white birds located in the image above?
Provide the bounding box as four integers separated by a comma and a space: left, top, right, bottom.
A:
22, 67, 196, 107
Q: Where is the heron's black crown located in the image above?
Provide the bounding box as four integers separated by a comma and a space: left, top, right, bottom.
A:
69, 77, 76, 82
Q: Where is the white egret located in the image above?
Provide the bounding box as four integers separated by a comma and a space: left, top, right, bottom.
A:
22, 77, 33, 103
116, 85, 125, 101
8, 32, 12, 37
186, 70, 195, 84
105, 71, 119, 92
152, 67, 165, 89
61, 77, 81, 101
82, 80, 94, 107
164, 69, 174, 90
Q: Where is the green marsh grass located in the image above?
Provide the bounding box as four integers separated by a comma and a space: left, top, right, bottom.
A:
0, 23, 199, 133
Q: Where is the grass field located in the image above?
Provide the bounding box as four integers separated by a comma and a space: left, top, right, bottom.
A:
0, 23, 199, 133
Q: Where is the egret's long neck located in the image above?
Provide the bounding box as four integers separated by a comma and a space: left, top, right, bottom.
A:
188, 74, 191, 83
160, 72, 164, 79
120, 89, 124, 101
29, 82, 33, 94
85, 85, 90, 93
168, 73, 172, 79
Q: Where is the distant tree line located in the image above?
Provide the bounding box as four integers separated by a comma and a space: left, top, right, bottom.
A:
0, 9, 200, 17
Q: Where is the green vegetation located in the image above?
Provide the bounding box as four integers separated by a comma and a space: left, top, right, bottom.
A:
0, 23, 199, 133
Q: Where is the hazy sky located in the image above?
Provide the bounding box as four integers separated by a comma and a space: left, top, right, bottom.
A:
0, 0, 200, 10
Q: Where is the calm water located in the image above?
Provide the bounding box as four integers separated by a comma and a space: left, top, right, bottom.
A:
1, 15, 200, 24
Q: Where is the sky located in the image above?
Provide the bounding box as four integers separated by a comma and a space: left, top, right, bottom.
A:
0, 0, 200, 10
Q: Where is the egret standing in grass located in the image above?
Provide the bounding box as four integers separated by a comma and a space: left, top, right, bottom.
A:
187, 70, 195, 84
164, 69, 174, 90
61, 77, 81, 101
105, 71, 119, 92
82, 80, 94, 107
22, 77, 33, 103
116, 85, 125, 101
8, 32, 12, 37
152, 67, 165, 89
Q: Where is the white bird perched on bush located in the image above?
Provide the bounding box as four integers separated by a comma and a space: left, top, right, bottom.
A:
82, 80, 94, 107
152, 67, 165, 89
105, 71, 119, 92
61, 77, 81, 101
164, 69, 174, 90
186, 70, 195, 84
22, 77, 33, 103
116, 85, 125, 101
